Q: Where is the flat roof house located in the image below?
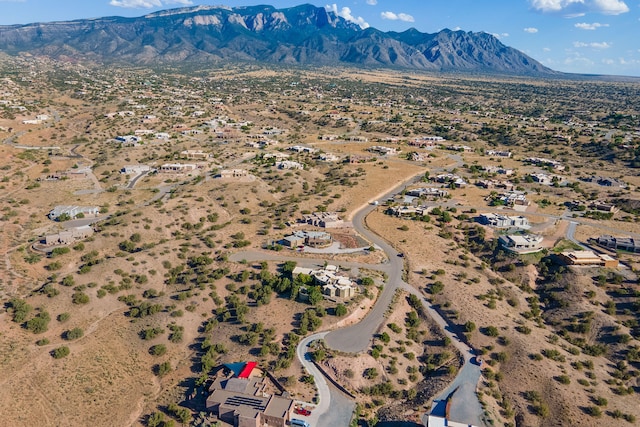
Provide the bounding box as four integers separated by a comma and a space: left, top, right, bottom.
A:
206, 370, 294, 427
44, 225, 94, 246
48, 205, 99, 221
478, 213, 530, 229
159, 163, 197, 173
498, 234, 543, 254
559, 250, 619, 268
597, 235, 640, 253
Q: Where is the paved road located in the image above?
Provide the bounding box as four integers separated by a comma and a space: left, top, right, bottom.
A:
237, 161, 486, 426
297, 333, 356, 427
565, 221, 588, 249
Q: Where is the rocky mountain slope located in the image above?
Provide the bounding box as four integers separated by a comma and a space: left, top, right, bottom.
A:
0, 3, 555, 75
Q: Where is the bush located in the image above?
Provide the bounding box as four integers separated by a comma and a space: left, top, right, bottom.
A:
52, 346, 70, 359
149, 344, 167, 356
585, 406, 602, 417
155, 361, 171, 377
26, 311, 51, 334
72, 292, 90, 305
483, 326, 499, 337
64, 327, 84, 340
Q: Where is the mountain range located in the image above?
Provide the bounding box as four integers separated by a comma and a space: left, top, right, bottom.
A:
0, 4, 556, 76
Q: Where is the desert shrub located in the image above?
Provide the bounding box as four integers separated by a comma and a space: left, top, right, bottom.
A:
72, 292, 90, 305
52, 346, 70, 359
26, 311, 51, 334
149, 344, 167, 356
64, 327, 84, 340
8, 298, 32, 323
483, 326, 499, 337
155, 361, 171, 377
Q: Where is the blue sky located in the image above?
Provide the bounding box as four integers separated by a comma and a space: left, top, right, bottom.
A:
0, 0, 638, 76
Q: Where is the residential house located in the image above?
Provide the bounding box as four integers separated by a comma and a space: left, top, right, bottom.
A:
206, 366, 294, 427
48, 205, 99, 221
292, 265, 357, 299
590, 201, 617, 213
478, 213, 530, 229
486, 150, 512, 158
300, 212, 344, 228
498, 234, 543, 254
529, 173, 553, 185
115, 135, 141, 145
218, 169, 248, 179
559, 250, 619, 268
181, 150, 209, 160
281, 231, 332, 248
288, 146, 317, 154
159, 163, 197, 173
497, 191, 530, 207
275, 161, 304, 170
367, 146, 398, 155
44, 225, 94, 246
406, 187, 449, 199
318, 153, 341, 162
596, 235, 640, 253
121, 165, 151, 175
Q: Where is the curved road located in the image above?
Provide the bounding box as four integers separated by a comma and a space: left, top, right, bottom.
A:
237, 161, 486, 426
296, 333, 356, 427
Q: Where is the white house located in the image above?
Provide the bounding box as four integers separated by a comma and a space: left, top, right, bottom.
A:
48, 206, 99, 221
498, 234, 543, 254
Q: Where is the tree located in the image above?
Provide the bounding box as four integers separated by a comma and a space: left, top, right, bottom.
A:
307, 286, 323, 305
464, 321, 476, 333
335, 304, 347, 316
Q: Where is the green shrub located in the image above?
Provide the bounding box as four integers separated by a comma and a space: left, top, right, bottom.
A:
64, 327, 84, 340
52, 346, 70, 359
149, 344, 167, 356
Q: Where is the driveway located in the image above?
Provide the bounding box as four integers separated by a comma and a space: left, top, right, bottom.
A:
297, 333, 356, 427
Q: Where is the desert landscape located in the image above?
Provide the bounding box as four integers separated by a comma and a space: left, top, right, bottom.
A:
0, 11, 639, 427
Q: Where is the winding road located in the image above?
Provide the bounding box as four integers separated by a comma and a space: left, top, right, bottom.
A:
236, 163, 486, 427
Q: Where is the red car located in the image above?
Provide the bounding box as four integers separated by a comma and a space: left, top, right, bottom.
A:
294, 407, 311, 416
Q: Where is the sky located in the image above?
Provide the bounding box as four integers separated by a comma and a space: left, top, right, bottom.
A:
0, 0, 639, 76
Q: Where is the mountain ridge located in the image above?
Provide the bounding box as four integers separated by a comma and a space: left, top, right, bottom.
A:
0, 3, 557, 75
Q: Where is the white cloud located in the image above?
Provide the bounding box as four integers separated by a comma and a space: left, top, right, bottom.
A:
325, 4, 369, 28
110, 0, 192, 8
543, 47, 551, 51
366, 0, 378, 5
524, 27, 539, 33
573, 41, 611, 48
380, 11, 415, 22
492, 33, 510, 39
529, 0, 629, 15
574, 22, 609, 29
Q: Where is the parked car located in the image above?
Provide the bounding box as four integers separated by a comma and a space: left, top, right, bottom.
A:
294, 407, 311, 416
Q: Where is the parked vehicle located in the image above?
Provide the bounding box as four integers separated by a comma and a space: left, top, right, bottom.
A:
294, 407, 311, 416
291, 418, 310, 427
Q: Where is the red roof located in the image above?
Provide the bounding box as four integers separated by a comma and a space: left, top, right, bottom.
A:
238, 361, 257, 379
